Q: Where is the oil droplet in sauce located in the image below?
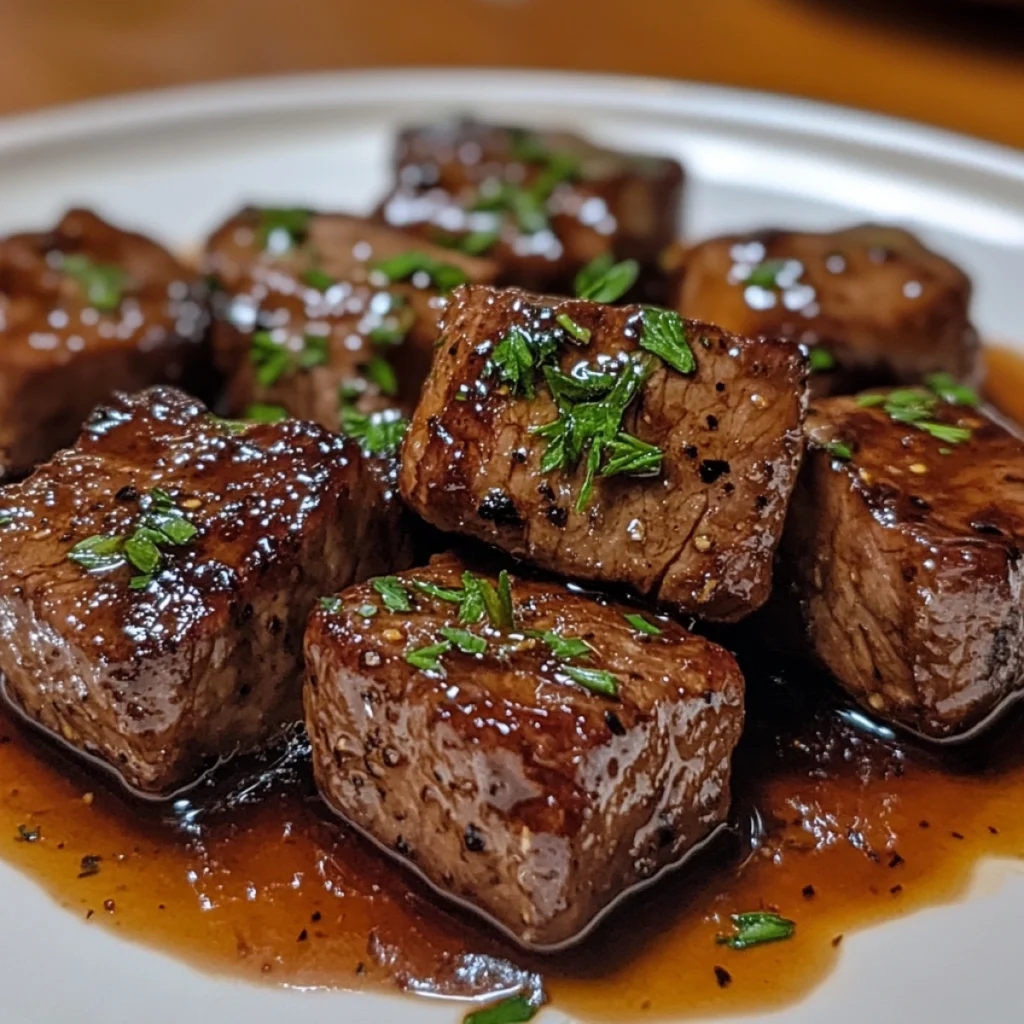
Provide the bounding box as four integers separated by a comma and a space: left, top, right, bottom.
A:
3, 346, 1024, 1022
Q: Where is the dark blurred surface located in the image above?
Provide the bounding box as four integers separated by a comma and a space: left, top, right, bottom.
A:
0, 0, 1022, 148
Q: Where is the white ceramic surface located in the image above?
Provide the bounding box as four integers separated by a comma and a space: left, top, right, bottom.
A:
1, 69, 1023, 1024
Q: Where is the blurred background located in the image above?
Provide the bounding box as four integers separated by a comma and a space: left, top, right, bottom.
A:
1, 0, 1022, 148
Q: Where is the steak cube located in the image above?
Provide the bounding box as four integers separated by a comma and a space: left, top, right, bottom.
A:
400, 285, 807, 621
0, 208, 208, 477
203, 207, 497, 430
376, 120, 683, 299
0, 386, 413, 795
675, 225, 980, 397
776, 381, 1024, 738
304, 557, 744, 948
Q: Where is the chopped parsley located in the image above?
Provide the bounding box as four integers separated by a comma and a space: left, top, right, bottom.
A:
825, 440, 853, 461
364, 355, 398, 397
856, 377, 977, 447
624, 612, 662, 635
372, 576, 412, 613
457, 229, 502, 256
340, 407, 407, 457
574, 255, 639, 303
463, 994, 538, 1024
925, 372, 979, 408
477, 570, 515, 630
372, 251, 468, 293
67, 488, 198, 588
356, 603, 378, 618
555, 312, 592, 344
302, 267, 336, 291
258, 208, 312, 250
251, 331, 328, 386
410, 579, 465, 604
743, 259, 790, 289
62, 254, 128, 312
458, 572, 488, 625
531, 353, 659, 512
526, 629, 594, 661
809, 347, 836, 372
716, 912, 796, 950
560, 664, 620, 698
319, 597, 343, 613
439, 626, 488, 655
243, 403, 289, 423
405, 640, 452, 673
639, 308, 695, 375
490, 327, 544, 398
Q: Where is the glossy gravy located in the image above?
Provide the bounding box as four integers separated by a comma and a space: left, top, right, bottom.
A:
1, 349, 1024, 1021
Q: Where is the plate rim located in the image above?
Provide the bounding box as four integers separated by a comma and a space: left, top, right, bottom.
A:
0, 67, 1021, 185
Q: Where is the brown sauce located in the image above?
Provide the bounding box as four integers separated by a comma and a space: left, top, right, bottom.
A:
3, 346, 1024, 1021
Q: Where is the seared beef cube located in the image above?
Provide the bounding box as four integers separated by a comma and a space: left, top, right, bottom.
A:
676, 225, 980, 397
0, 386, 413, 795
0, 208, 208, 477
203, 208, 497, 430
400, 285, 807, 621
376, 120, 683, 299
304, 557, 744, 948
777, 381, 1024, 738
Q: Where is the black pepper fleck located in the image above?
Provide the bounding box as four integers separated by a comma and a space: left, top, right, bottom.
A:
465, 823, 486, 853
714, 965, 732, 988
699, 459, 731, 484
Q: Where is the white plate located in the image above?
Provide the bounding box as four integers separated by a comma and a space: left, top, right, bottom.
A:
1, 70, 1023, 1024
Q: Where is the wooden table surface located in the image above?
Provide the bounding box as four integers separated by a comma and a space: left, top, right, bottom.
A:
0, 0, 1022, 149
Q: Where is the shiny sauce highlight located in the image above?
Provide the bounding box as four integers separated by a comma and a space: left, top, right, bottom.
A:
2, 347, 1024, 1021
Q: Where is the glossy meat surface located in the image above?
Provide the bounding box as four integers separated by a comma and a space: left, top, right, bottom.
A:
676, 225, 980, 397
304, 556, 744, 948
777, 389, 1024, 737
0, 387, 413, 794
400, 285, 807, 621
0, 208, 209, 477
375, 121, 683, 299
203, 207, 497, 428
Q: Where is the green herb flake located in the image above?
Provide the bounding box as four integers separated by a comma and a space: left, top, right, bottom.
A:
61, 254, 128, 312
364, 355, 398, 397
825, 440, 853, 461
926, 372, 980, 408
409, 580, 461, 603
809, 347, 836, 372
372, 251, 468, 293
555, 312, 592, 344
527, 630, 594, 660
258, 208, 312, 250
624, 612, 662, 635
601, 432, 663, 478
356, 603, 378, 618
372, 576, 412, 613
67, 534, 125, 572
340, 407, 408, 458
560, 664, 620, 698
856, 385, 974, 448
319, 597, 343, 613
302, 267, 336, 291
490, 328, 538, 398
123, 532, 161, 575
640, 308, 696, 375
405, 640, 452, 673
244, 403, 290, 423
716, 912, 796, 951
297, 334, 330, 370
459, 573, 488, 625
476, 570, 515, 630
457, 230, 501, 256
439, 627, 488, 655
744, 259, 789, 289
463, 994, 538, 1024
574, 255, 639, 303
